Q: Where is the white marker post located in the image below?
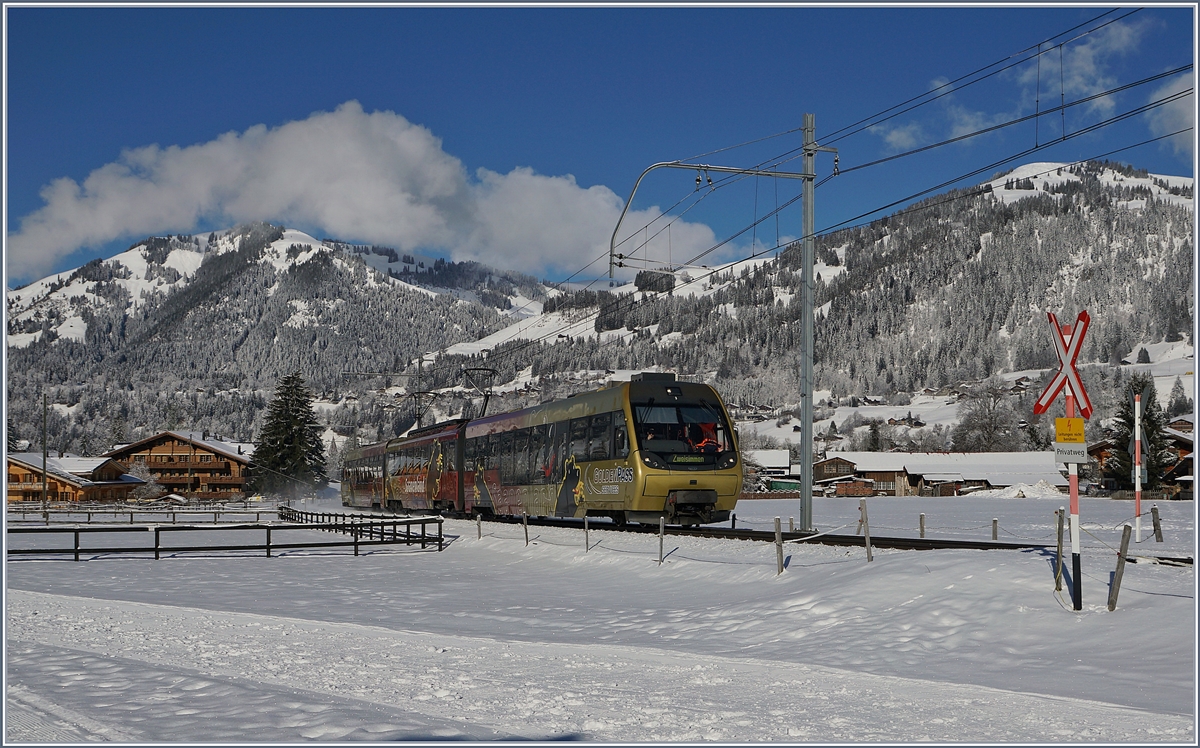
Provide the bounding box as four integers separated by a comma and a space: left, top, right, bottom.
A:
1034, 311, 1093, 612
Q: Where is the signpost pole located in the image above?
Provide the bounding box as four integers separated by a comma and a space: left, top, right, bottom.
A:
1067, 390, 1082, 611
1135, 393, 1143, 543
1035, 311, 1091, 612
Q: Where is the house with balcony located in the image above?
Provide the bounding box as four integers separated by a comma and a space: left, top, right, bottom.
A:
7, 454, 144, 503
104, 431, 254, 502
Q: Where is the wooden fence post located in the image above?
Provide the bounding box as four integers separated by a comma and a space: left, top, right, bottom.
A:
774, 517, 784, 575
992, 518, 998, 541
1107, 524, 1133, 611
859, 499, 873, 562
74, 529, 80, 562
477, 514, 482, 540
154, 527, 160, 560
658, 517, 665, 565
788, 517, 794, 533
1151, 504, 1163, 542
523, 513, 529, 546
730, 513, 736, 530
919, 513, 925, 539
266, 526, 272, 558
584, 514, 590, 552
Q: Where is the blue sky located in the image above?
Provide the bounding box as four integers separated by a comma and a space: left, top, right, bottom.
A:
4, 4, 1195, 288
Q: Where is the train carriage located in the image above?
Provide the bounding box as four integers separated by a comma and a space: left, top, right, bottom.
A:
342, 440, 388, 509
341, 372, 741, 525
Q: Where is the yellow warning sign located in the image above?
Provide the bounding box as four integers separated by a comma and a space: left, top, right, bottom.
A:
1055, 417, 1086, 443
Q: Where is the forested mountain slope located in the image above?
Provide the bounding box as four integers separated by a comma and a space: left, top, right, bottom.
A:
6, 161, 1192, 456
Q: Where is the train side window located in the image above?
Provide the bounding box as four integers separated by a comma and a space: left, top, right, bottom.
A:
487, 434, 501, 471
465, 438, 477, 470
569, 417, 590, 461
550, 423, 566, 482
613, 410, 630, 458
443, 441, 455, 473
589, 412, 612, 461
500, 432, 514, 483
512, 429, 529, 484
529, 424, 549, 484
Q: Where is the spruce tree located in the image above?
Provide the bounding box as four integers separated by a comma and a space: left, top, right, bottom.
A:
250, 371, 327, 498
1166, 377, 1191, 419
1105, 373, 1173, 489
6, 417, 19, 451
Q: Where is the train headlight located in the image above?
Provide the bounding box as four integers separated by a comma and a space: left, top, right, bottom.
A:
717, 452, 738, 470
641, 452, 668, 470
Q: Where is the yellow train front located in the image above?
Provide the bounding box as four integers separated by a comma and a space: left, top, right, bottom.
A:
343, 372, 741, 526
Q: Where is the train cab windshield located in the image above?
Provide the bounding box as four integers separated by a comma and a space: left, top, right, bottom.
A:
632, 400, 734, 456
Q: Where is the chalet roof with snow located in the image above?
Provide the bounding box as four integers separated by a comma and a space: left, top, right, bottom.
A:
824, 451, 1068, 488
1167, 414, 1194, 433
744, 449, 790, 470
7, 453, 142, 488
106, 431, 254, 463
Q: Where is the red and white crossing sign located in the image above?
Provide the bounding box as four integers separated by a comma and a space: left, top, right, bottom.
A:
1033, 310, 1093, 419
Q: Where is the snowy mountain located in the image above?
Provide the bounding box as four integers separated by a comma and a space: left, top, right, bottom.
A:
6, 160, 1193, 457
5, 223, 548, 451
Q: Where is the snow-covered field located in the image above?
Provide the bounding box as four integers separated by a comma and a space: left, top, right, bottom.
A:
5, 495, 1195, 742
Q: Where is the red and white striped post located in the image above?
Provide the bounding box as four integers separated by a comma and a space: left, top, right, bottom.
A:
1135, 392, 1143, 543
1065, 380, 1082, 611
1034, 311, 1092, 612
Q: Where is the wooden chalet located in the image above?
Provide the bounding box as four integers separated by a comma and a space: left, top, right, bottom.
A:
1167, 414, 1194, 434
813, 451, 1068, 497
7, 454, 144, 503
1088, 438, 1118, 473
105, 431, 253, 502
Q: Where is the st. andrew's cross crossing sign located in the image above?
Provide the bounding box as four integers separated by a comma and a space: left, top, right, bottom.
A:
1033, 310, 1094, 420
1036, 309, 1093, 612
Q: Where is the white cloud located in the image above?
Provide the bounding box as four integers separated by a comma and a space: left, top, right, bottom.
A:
5, 101, 716, 282
1018, 19, 1149, 118
1145, 72, 1195, 160
867, 121, 927, 152
459, 167, 715, 278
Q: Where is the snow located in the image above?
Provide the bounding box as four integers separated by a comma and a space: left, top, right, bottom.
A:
985, 162, 1193, 209
5, 494, 1194, 742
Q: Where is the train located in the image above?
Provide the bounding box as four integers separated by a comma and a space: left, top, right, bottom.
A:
340, 372, 741, 526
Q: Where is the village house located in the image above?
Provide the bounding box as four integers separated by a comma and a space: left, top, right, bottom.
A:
1167, 414, 1194, 434
812, 451, 1069, 497
1088, 438, 1118, 474
7, 454, 144, 503
104, 431, 254, 502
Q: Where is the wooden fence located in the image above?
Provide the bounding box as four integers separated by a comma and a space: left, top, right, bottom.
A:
6, 511, 444, 560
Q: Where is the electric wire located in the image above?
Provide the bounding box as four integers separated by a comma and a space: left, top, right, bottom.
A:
390, 14, 1187, 396
608, 59, 1189, 285
679, 8, 1133, 164
417, 120, 1191, 388
833, 64, 1192, 178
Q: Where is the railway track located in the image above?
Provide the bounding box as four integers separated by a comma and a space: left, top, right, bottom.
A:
473, 513, 1194, 564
